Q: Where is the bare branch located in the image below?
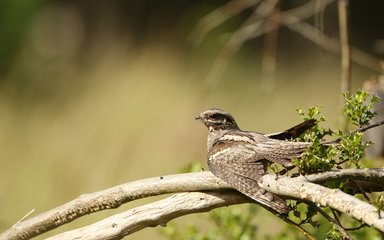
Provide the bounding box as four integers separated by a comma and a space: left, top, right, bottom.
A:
316, 206, 352, 240
357, 120, 384, 133
2, 169, 384, 239
0, 172, 230, 240
330, 120, 384, 146
190, 0, 261, 45
259, 174, 384, 232
296, 168, 384, 193
46, 191, 250, 240
300, 168, 384, 183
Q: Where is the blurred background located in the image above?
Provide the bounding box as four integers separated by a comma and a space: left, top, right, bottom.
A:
0, 0, 383, 239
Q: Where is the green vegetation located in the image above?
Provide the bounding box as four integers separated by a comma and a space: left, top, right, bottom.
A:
293, 91, 377, 173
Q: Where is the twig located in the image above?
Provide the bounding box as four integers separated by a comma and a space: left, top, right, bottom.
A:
300, 168, 384, 184
316, 206, 352, 240
13, 209, 35, 226
330, 120, 384, 144
331, 208, 342, 226
280, 217, 317, 240
349, 179, 371, 201
190, 0, 261, 45
357, 120, 384, 133
345, 223, 367, 231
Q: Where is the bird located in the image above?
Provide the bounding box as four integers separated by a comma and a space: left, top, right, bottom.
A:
196, 108, 314, 214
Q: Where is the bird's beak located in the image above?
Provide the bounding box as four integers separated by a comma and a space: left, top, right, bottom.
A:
195, 115, 201, 120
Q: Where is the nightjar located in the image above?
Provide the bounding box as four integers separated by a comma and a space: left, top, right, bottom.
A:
196, 108, 315, 213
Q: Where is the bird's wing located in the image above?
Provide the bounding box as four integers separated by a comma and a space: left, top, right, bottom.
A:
208, 142, 289, 213
223, 131, 310, 167
243, 132, 311, 166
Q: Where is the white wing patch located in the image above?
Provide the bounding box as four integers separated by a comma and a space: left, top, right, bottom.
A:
219, 134, 254, 144
208, 147, 231, 161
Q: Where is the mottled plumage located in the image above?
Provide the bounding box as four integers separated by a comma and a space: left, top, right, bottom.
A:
196, 109, 313, 213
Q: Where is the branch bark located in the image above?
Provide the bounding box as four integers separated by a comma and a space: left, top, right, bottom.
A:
298, 168, 384, 183
45, 191, 250, 240
2, 169, 384, 240
0, 172, 230, 240
259, 174, 384, 232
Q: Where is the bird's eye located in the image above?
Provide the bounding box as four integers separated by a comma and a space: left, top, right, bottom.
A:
209, 113, 221, 119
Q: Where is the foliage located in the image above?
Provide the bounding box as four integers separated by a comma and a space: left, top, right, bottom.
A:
343, 91, 378, 128
292, 107, 337, 174
163, 91, 383, 240
293, 91, 377, 173
373, 195, 384, 212
325, 227, 344, 240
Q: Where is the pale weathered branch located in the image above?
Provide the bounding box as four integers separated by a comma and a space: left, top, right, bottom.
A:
0, 172, 230, 240
41, 170, 384, 239
2, 169, 384, 240
46, 191, 250, 240
259, 174, 384, 232
299, 168, 384, 183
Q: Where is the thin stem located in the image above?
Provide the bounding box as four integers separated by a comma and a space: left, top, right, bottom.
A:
316, 206, 352, 239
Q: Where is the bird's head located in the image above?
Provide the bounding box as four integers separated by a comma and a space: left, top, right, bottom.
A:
196, 109, 240, 132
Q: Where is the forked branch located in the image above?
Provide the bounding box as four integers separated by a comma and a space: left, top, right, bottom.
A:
2, 169, 384, 240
